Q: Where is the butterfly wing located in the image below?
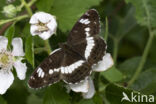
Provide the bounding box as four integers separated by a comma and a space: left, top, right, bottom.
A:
28, 48, 64, 88
60, 50, 91, 84
67, 9, 107, 65
70, 37, 106, 65
67, 9, 100, 45
28, 9, 106, 88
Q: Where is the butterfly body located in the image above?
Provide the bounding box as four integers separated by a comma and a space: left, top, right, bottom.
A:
28, 9, 107, 88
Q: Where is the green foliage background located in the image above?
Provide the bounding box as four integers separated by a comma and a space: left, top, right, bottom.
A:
0, 0, 156, 104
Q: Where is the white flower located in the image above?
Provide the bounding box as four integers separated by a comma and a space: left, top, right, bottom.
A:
0, 36, 27, 94
67, 53, 114, 99
29, 12, 57, 40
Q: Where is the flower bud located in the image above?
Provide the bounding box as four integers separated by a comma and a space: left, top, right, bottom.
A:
2, 4, 17, 18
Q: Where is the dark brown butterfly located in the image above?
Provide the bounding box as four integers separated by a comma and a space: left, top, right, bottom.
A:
28, 9, 106, 88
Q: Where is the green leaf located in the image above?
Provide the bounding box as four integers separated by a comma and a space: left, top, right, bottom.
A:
105, 84, 156, 104
105, 84, 131, 104
25, 35, 34, 67
118, 7, 137, 36
131, 67, 156, 94
27, 94, 42, 104
43, 83, 70, 104
118, 57, 141, 80
4, 24, 15, 48
93, 93, 103, 104
22, 23, 34, 67
125, 0, 156, 28
77, 93, 104, 104
101, 66, 124, 82
0, 96, 7, 104
36, 0, 54, 12
77, 99, 94, 104
51, 0, 102, 32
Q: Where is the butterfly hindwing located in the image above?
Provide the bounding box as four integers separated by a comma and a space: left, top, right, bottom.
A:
87, 37, 106, 65
28, 48, 63, 88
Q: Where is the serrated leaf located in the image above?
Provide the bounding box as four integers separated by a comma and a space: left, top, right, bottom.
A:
25, 35, 34, 67
101, 67, 123, 82
36, 0, 54, 12
4, 24, 15, 48
131, 67, 156, 94
43, 84, 70, 104
125, 0, 156, 28
51, 0, 102, 32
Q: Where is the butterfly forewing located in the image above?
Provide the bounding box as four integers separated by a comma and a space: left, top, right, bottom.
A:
67, 9, 100, 45
67, 9, 106, 63
28, 48, 63, 88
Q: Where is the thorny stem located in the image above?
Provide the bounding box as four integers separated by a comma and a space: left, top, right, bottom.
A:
44, 40, 52, 54
128, 0, 154, 87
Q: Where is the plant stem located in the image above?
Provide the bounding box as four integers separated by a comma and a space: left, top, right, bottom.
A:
28, 0, 37, 7
0, 0, 36, 26
128, 0, 154, 87
44, 40, 52, 54
16, 2, 24, 11
128, 33, 154, 87
104, 17, 109, 41
0, 14, 29, 26
113, 39, 119, 64
21, 0, 32, 16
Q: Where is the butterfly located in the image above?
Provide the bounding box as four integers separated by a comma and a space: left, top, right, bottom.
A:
28, 9, 107, 88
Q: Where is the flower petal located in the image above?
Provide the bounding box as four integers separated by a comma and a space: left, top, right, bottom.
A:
0, 71, 14, 94
29, 14, 38, 24
69, 77, 89, 93
37, 12, 55, 23
13, 60, 27, 80
0, 36, 8, 51
12, 38, 25, 56
39, 31, 52, 40
82, 77, 95, 99
47, 19, 57, 34
92, 53, 114, 72
30, 12, 55, 24
30, 25, 38, 36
